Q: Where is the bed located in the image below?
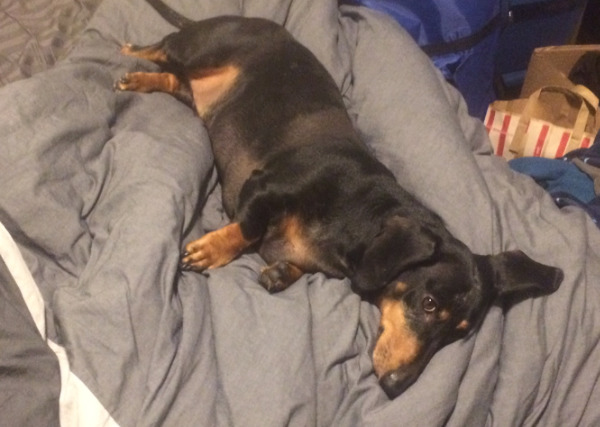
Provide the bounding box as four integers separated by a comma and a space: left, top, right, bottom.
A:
1, 0, 599, 425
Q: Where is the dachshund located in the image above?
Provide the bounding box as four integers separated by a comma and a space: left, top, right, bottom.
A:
116, 0, 563, 397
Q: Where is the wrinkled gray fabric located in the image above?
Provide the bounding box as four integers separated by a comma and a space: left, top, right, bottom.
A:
0, 0, 101, 86
0, 0, 599, 425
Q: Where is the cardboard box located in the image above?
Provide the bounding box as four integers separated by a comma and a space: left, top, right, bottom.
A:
520, 45, 600, 97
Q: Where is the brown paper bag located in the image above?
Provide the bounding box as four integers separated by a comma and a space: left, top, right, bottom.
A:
521, 45, 600, 98
484, 85, 599, 160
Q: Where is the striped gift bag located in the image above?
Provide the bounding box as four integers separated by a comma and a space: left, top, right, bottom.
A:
484, 85, 599, 160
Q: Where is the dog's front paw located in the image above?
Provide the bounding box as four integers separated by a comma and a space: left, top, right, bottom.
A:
259, 261, 303, 293
180, 233, 232, 271
180, 223, 253, 272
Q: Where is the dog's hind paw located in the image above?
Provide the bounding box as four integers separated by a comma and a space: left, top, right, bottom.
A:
114, 73, 136, 91
120, 43, 135, 55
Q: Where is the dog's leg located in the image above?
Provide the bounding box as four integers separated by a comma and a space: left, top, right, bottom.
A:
120, 43, 168, 63
117, 42, 194, 105
115, 71, 194, 106
181, 169, 309, 290
116, 72, 180, 93
181, 171, 279, 272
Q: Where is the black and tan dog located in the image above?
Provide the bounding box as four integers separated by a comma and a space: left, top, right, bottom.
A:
116, 0, 563, 398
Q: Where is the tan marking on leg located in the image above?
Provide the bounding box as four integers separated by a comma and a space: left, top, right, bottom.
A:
116, 72, 182, 94
373, 298, 421, 378
189, 65, 241, 117
183, 223, 255, 270
120, 43, 168, 63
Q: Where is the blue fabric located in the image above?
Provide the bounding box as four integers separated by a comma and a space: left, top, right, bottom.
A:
564, 132, 600, 168
340, 0, 501, 119
509, 131, 600, 227
509, 157, 596, 204
344, 0, 498, 46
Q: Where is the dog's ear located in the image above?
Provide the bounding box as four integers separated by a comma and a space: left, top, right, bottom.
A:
350, 216, 438, 293
475, 250, 563, 298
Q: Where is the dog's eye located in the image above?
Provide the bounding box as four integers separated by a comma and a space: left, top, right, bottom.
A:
422, 296, 438, 313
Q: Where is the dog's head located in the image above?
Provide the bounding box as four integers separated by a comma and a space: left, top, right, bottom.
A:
349, 216, 563, 398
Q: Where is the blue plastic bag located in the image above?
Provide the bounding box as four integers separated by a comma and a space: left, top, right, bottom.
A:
341, 0, 502, 119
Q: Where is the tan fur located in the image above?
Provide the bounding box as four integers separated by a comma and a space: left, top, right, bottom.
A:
120, 43, 168, 63
183, 223, 254, 270
116, 72, 181, 93
373, 299, 421, 378
189, 65, 241, 117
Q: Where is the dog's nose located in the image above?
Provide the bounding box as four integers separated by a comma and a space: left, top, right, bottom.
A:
381, 371, 408, 397
379, 370, 413, 398
551, 268, 564, 291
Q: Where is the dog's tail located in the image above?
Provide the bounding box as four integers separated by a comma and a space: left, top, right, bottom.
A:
146, 0, 195, 28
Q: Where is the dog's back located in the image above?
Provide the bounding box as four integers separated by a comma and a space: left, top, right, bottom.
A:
150, 15, 362, 214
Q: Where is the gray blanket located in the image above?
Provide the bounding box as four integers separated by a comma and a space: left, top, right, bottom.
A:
1, 0, 599, 426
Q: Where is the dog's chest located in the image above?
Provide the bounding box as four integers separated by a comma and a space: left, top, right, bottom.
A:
258, 214, 349, 278
259, 215, 313, 267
